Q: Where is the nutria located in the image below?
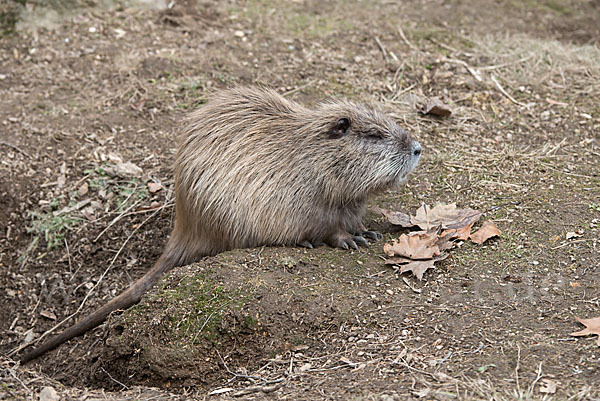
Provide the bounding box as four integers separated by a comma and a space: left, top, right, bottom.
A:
20, 86, 421, 363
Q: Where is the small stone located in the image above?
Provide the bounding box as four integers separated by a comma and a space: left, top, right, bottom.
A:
234, 30, 245, 38
39, 386, 59, 401
421, 97, 452, 117
114, 161, 143, 178
147, 182, 163, 193
78, 182, 89, 196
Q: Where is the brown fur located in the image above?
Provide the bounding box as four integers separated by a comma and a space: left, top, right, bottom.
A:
20, 87, 421, 363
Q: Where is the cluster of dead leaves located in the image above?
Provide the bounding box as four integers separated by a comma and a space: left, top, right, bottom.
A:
376, 203, 501, 280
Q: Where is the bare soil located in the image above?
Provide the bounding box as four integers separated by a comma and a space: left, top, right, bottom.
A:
1, 0, 599, 400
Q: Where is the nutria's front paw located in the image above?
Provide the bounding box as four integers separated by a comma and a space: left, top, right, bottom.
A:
327, 231, 370, 250
361, 230, 383, 241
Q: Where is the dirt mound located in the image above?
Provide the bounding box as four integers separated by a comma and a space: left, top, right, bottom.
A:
51, 247, 377, 390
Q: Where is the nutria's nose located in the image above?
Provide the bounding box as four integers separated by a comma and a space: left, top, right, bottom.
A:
412, 141, 422, 157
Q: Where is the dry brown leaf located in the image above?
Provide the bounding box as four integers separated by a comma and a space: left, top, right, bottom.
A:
373, 206, 412, 227
571, 316, 600, 346
441, 222, 473, 241
470, 220, 501, 244
411, 203, 482, 231
398, 254, 448, 280
384, 256, 412, 265
384, 229, 441, 259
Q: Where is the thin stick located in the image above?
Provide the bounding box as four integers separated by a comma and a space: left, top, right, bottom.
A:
491, 75, 528, 107
93, 197, 144, 242
64, 237, 73, 274
427, 37, 458, 53
515, 344, 521, 394
0, 141, 31, 158
527, 362, 543, 396
374, 36, 388, 62
441, 57, 483, 82
100, 367, 129, 390
397, 26, 417, 51
480, 55, 534, 71
283, 81, 313, 97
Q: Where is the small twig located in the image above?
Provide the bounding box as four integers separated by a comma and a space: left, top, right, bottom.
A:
93, 197, 144, 242
491, 75, 528, 108
191, 309, 219, 344
483, 201, 521, 214
527, 362, 544, 396
374, 36, 388, 62
233, 381, 284, 397
283, 81, 313, 97
216, 348, 276, 384
64, 237, 72, 274
479, 55, 534, 71
8, 368, 30, 393
441, 57, 483, 82
427, 37, 459, 53
0, 141, 31, 158
52, 199, 91, 217
100, 367, 129, 390
397, 25, 418, 51
515, 344, 521, 394
551, 238, 591, 250
401, 277, 421, 294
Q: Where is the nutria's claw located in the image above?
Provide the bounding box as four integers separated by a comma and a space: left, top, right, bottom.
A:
352, 235, 370, 247
298, 240, 314, 249
361, 230, 383, 241
345, 239, 359, 250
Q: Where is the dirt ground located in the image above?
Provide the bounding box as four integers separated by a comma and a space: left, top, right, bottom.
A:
1, 0, 599, 399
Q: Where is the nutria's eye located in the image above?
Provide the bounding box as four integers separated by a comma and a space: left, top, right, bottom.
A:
329, 117, 351, 139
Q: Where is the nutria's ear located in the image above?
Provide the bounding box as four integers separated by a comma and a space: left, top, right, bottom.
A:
329, 118, 351, 139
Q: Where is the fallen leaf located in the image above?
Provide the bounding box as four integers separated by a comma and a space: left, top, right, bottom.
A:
569, 282, 581, 288
441, 222, 473, 241
374, 206, 412, 227
570, 316, 600, 346
470, 220, 501, 244
539, 378, 557, 394
421, 97, 452, 117
411, 203, 482, 231
397, 254, 448, 280
384, 229, 441, 259
384, 256, 413, 265
435, 230, 461, 251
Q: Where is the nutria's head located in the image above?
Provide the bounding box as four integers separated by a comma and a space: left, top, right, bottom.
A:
309, 100, 421, 197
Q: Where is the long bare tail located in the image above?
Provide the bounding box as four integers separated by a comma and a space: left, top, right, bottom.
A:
20, 249, 179, 364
